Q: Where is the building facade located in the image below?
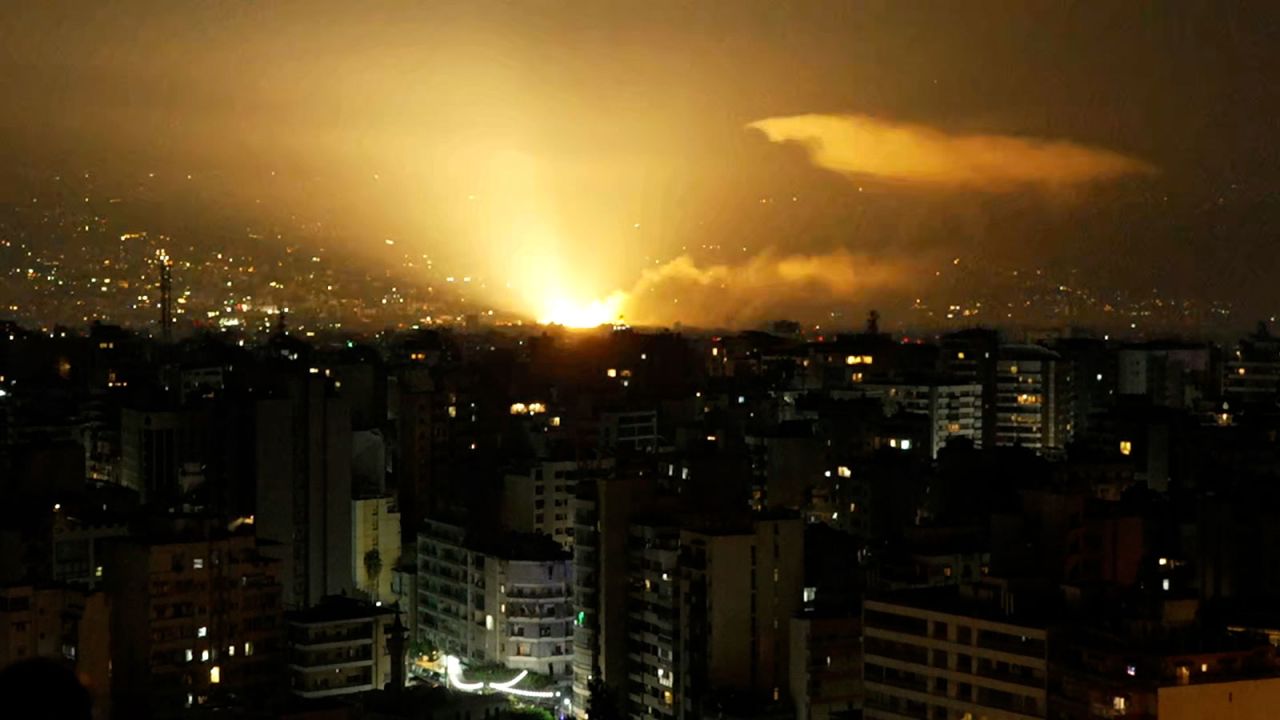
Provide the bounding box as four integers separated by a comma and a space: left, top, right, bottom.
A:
863, 590, 1048, 720
286, 595, 396, 698
417, 519, 574, 681
101, 522, 284, 717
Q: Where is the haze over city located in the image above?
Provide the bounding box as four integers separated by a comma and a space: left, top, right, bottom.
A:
4, 1, 1278, 331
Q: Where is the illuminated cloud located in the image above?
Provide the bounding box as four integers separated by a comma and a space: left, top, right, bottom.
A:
619, 250, 912, 327
748, 114, 1155, 189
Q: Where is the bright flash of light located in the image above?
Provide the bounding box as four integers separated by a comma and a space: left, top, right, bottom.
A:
538, 292, 626, 328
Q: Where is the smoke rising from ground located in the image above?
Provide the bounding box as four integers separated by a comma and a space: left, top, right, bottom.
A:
619, 249, 913, 328
749, 114, 1155, 190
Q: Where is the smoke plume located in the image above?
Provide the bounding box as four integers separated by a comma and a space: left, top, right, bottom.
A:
620, 250, 913, 328
748, 114, 1155, 190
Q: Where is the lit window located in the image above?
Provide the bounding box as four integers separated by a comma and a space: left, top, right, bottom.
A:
837, 466, 851, 478
889, 438, 899, 448
1162, 578, 1171, 591
94, 566, 103, 579
711, 348, 719, 357
1201, 663, 1209, 672
944, 567, 953, 577
209, 666, 220, 684
1127, 664, 1137, 676
200, 649, 209, 662
900, 439, 912, 450
185, 649, 193, 662
193, 558, 204, 570
447, 405, 457, 418
803, 587, 817, 603
1238, 367, 1247, 376
957, 351, 966, 360
228, 645, 235, 657
1113, 697, 1126, 711
197, 626, 207, 638
244, 642, 254, 656
1119, 440, 1132, 456
606, 368, 617, 378
486, 614, 494, 630
1158, 557, 1168, 566
510, 403, 528, 415
549, 416, 561, 427
851, 372, 864, 383
664, 691, 673, 706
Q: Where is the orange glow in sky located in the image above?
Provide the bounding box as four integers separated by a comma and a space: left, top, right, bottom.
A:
537, 292, 626, 328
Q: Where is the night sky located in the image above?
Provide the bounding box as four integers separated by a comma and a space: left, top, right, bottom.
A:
3, 1, 1278, 327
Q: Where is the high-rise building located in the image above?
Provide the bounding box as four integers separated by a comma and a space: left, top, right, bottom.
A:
838, 380, 984, 458
101, 519, 284, 718
254, 374, 354, 609
572, 473, 657, 719
994, 345, 1073, 455
624, 515, 805, 719
120, 408, 203, 500
502, 457, 614, 549
417, 519, 574, 681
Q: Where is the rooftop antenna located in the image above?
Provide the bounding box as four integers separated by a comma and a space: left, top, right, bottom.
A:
157, 249, 173, 342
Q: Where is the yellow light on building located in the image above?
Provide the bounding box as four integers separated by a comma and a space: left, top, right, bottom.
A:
851, 372, 863, 383
1119, 440, 1132, 456
209, 666, 221, 684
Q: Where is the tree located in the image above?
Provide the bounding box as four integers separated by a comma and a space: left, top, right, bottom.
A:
507, 708, 554, 720
363, 548, 383, 594
586, 678, 620, 720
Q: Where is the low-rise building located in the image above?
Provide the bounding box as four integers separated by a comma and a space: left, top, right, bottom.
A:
287, 595, 397, 698
863, 584, 1049, 720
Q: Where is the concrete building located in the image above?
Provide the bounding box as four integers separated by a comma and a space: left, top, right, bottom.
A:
0, 583, 112, 712
1050, 599, 1280, 719
287, 595, 397, 699
120, 407, 203, 500
51, 514, 129, 589
994, 345, 1072, 455
502, 457, 614, 549
1224, 326, 1280, 405
1117, 342, 1217, 408
254, 374, 355, 609
599, 409, 659, 451
101, 519, 284, 718
353, 495, 401, 605
572, 473, 658, 719
837, 380, 983, 458
863, 585, 1048, 720
789, 612, 862, 720
417, 519, 574, 681
625, 515, 806, 720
